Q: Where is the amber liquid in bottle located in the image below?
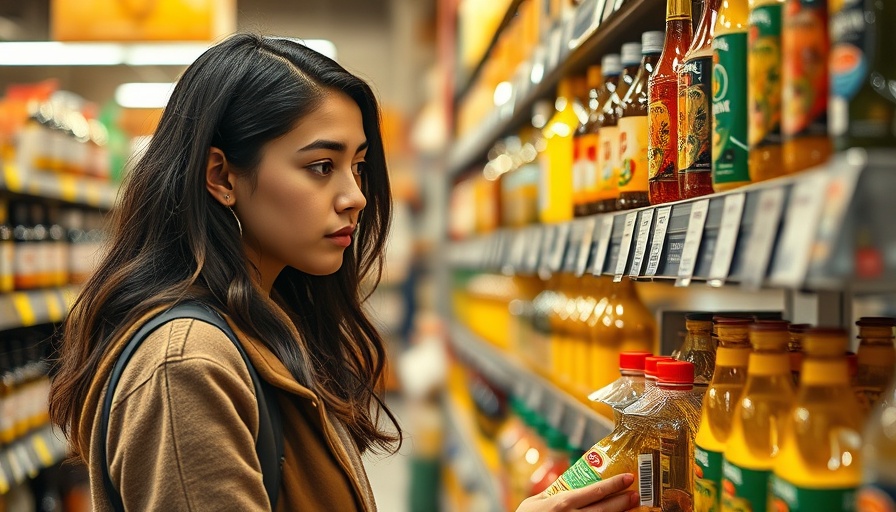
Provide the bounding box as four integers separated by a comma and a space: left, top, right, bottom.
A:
679, 0, 721, 199
748, 0, 785, 182
648, 0, 694, 205
596, 55, 623, 213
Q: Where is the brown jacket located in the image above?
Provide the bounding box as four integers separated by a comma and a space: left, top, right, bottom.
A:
78, 306, 378, 511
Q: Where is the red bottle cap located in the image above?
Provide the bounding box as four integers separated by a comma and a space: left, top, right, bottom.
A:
645, 356, 674, 378
619, 352, 652, 371
657, 361, 694, 384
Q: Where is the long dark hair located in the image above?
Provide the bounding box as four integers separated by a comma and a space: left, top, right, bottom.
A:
49, 34, 399, 456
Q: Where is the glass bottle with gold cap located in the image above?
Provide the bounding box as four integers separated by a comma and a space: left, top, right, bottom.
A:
770, 328, 864, 511
721, 320, 796, 512
676, 312, 717, 387
693, 317, 752, 512
854, 317, 896, 415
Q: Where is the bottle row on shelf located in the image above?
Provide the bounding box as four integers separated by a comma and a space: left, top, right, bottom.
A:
451, 0, 895, 231
0, 325, 55, 452
449, 298, 896, 511
0, 199, 106, 295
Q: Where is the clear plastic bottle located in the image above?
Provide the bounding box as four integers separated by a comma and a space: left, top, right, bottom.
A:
676, 312, 717, 387
769, 328, 864, 511
854, 317, 896, 416
721, 320, 795, 512
588, 351, 652, 423
694, 322, 751, 512
858, 377, 896, 510
788, 322, 810, 386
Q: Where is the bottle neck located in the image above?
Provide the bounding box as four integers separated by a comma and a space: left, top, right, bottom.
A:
666, 0, 692, 21
801, 358, 850, 386
658, 382, 693, 392
748, 351, 790, 376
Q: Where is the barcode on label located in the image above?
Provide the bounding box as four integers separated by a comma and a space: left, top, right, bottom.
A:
638, 453, 656, 507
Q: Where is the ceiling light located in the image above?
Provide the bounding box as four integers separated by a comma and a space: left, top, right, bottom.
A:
114, 82, 175, 108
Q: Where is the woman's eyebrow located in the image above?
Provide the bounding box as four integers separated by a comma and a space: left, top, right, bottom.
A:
298, 140, 369, 153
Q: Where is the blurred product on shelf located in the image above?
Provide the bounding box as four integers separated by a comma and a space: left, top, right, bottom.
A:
501, 128, 542, 228
595, 54, 623, 214
711, 0, 751, 192
0, 326, 55, 449
539, 77, 581, 224
694, 317, 752, 512
678, 0, 721, 200
675, 312, 716, 386
0, 203, 12, 294
618, 42, 645, 107
747, 0, 785, 183
617, 33, 663, 211
830, 0, 896, 151
454, 272, 518, 349
770, 328, 864, 511
648, 0, 694, 205
721, 320, 795, 512
853, 317, 896, 416
627, 360, 703, 511
859, 373, 896, 509
506, 400, 547, 508
573, 66, 602, 218
528, 426, 571, 496
788, 322, 809, 385
781, 0, 832, 175
587, 351, 651, 421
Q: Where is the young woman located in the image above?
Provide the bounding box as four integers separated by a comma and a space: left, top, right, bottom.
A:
48, 34, 638, 511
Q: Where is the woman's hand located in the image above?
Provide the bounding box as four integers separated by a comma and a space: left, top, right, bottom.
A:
515, 473, 639, 512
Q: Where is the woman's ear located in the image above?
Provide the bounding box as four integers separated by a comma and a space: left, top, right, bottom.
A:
206, 147, 236, 206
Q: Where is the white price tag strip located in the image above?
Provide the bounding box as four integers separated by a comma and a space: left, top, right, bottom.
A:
741, 187, 786, 290
550, 223, 572, 273
769, 172, 831, 287
562, 222, 582, 273
614, 212, 639, 282
539, 225, 558, 278
708, 193, 746, 286
645, 206, 672, 277
547, 25, 564, 72
575, 218, 597, 276
675, 199, 711, 287
525, 226, 543, 273
591, 215, 615, 276
629, 210, 655, 277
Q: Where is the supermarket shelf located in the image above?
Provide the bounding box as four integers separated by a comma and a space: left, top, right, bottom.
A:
447, 0, 664, 178
447, 149, 895, 293
0, 286, 79, 332
1, 162, 117, 210
442, 392, 504, 512
0, 425, 69, 495
453, 0, 525, 103
449, 322, 613, 448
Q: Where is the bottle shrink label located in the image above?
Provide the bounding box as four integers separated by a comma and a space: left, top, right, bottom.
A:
721, 460, 771, 512
545, 446, 608, 495
679, 56, 713, 178
618, 116, 649, 193
596, 126, 620, 200
578, 133, 600, 202
712, 33, 751, 185
770, 475, 858, 511
829, 0, 868, 137
858, 483, 896, 512
648, 80, 678, 181
748, 4, 784, 149
782, 0, 829, 139
694, 445, 723, 512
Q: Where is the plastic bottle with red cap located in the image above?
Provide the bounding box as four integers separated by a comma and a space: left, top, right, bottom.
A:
587, 351, 652, 422
626, 360, 703, 511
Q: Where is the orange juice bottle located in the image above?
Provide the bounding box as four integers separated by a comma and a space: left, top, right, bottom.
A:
769, 328, 864, 511
550, 274, 574, 387
748, 0, 785, 183
676, 312, 717, 387
721, 320, 795, 512
575, 67, 602, 218
853, 317, 896, 415
533, 275, 561, 375
781, 0, 832, 174
693, 318, 752, 512
539, 78, 579, 223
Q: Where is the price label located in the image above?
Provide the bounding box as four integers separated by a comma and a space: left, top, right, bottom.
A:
549, 223, 572, 273
644, 206, 672, 277
539, 225, 558, 278
629, 210, 655, 277
566, 222, 586, 273
2, 162, 22, 192
675, 199, 710, 287
11, 292, 36, 327
546, 398, 565, 430
591, 215, 615, 276
708, 193, 746, 286
769, 173, 831, 287
614, 212, 639, 282
566, 415, 588, 452
809, 161, 862, 277
571, 0, 599, 48
593, 0, 609, 29
547, 24, 564, 72
741, 187, 786, 290
525, 226, 544, 273
530, 44, 548, 86
575, 218, 597, 276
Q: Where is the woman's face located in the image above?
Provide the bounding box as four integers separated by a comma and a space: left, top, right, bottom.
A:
233, 89, 368, 287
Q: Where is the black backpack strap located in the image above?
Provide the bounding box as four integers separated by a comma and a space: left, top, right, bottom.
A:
99, 302, 284, 511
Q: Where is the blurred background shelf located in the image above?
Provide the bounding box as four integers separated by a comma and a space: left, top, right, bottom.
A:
0, 425, 68, 495
1, 164, 116, 210
0, 286, 77, 332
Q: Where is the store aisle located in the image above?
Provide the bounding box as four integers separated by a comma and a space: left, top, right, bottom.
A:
363, 393, 412, 512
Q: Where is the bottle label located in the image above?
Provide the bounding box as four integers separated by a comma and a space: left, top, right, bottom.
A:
538, 153, 550, 215
638, 450, 661, 507
581, 133, 600, 202
722, 460, 771, 512
596, 126, 619, 200
545, 446, 607, 495
679, 56, 713, 177
782, 0, 829, 139
712, 33, 750, 185
694, 446, 723, 512
749, 4, 784, 149
618, 116, 649, 193
770, 475, 858, 511
829, 0, 869, 138
648, 79, 678, 181
0, 240, 13, 292
858, 484, 896, 512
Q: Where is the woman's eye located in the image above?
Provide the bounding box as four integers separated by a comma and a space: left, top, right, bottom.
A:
307, 161, 334, 176
352, 161, 367, 176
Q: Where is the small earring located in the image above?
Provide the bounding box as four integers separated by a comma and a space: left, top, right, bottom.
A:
224, 194, 231, 201
229, 207, 242, 237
